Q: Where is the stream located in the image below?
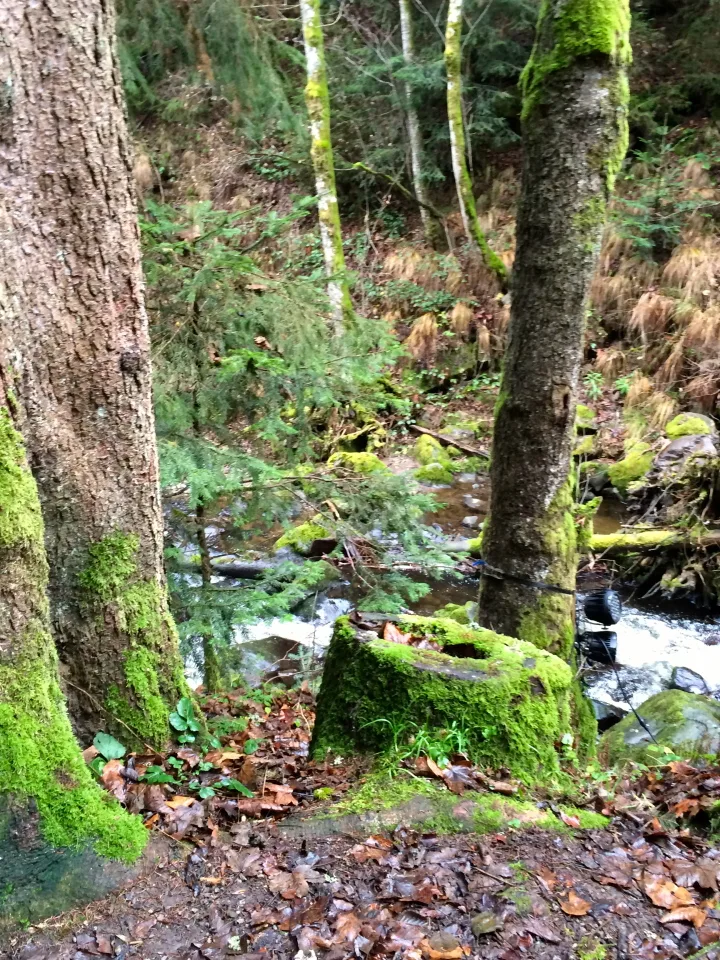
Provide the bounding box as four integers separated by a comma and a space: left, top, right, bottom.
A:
178, 476, 720, 730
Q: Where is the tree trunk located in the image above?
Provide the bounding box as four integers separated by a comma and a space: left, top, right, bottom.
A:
444, 0, 507, 287
0, 0, 187, 747
0, 381, 147, 922
477, 0, 631, 658
300, 0, 353, 334
399, 0, 438, 247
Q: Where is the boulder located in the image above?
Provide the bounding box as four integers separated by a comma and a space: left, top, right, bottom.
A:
664, 412, 716, 439
311, 615, 574, 782
651, 434, 717, 482
601, 690, 720, 764
607, 442, 654, 494
670, 666, 711, 696
462, 515, 481, 529
463, 494, 487, 511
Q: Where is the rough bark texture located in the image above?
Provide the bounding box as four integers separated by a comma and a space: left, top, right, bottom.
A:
477, 0, 631, 659
0, 379, 147, 922
0, 0, 186, 747
399, 0, 438, 246
444, 0, 507, 286
300, 0, 353, 333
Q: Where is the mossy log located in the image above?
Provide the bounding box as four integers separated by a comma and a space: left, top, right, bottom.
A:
311, 616, 574, 783
589, 529, 720, 555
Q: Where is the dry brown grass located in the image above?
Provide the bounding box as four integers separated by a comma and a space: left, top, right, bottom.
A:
595, 346, 626, 379
645, 391, 679, 429
133, 151, 154, 193
463, 250, 500, 299
656, 335, 687, 386
477, 325, 492, 362
626, 374, 654, 408
662, 236, 720, 301
682, 159, 712, 190
449, 302, 474, 339
629, 292, 677, 340
590, 273, 635, 319
685, 359, 720, 409
404, 313, 438, 366
684, 304, 720, 351
599, 225, 634, 273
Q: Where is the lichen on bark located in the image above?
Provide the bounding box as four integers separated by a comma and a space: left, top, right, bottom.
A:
444, 0, 507, 286
300, 0, 353, 332
0, 406, 147, 873
477, 0, 630, 663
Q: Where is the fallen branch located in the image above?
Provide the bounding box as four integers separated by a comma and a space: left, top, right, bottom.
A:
408, 424, 489, 459
589, 529, 720, 556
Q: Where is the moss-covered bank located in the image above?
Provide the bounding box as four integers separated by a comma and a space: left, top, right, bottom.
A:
311, 616, 574, 783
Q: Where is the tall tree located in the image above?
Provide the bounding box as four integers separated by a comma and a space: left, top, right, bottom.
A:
444, 0, 507, 285
477, 0, 631, 656
0, 0, 186, 747
399, 0, 437, 246
0, 379, 147, 917
300, 0, 353, 333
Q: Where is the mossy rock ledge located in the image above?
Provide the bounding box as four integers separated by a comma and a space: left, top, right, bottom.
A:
311, 616, 574, 783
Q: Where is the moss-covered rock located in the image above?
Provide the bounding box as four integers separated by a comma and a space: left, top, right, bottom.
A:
327, 451, 389, 475
415, 462, 454, 484
665, 413, 715, 440
435, 601, 479, 624
573, 435, 597, 458
601, 690, 720, 764
576, 404, 597, 432
415, 434, 451, 466
274, 516, 332, 555
607, 442, 654, 494
311, 616, 574, 783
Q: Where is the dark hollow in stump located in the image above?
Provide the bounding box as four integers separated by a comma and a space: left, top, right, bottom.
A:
311, 615, 574, 782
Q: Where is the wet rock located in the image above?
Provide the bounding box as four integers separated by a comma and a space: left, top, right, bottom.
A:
586, 661, 674, 717
651, 434, 717, 482
601, 689, 720, 764
670, 665, 710, 695
463, 495, 487, 511
455, 472, 477, 483
703, 633, 720, 646
462, 515, 481, 529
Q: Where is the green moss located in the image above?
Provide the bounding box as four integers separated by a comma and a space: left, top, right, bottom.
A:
331, 773, 440, 816
435, 601, 477, 625
0, 415, 146, 865
0, 410, 45, 549
665, 413, 713, 439
575, 404, 597, 430
415, 434, 450, 466
573, 435, 596, 458
311, 616, 574, 783
521, 0, 632, 122
327, 451, 389, 475
415, 463, 454, 484
589, 530, 680, 553
607, 441, 653, 493
313, 787, 334, 801
274, 517, 332, 554
79, 533, 186, 747
578, 938, 608, 960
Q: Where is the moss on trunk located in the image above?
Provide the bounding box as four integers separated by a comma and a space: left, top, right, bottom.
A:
0, 406, 147, 922
477, 0, 630, 659
311, 616, 574, 784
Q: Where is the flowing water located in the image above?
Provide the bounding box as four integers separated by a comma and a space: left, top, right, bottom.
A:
183, 480, 720, 728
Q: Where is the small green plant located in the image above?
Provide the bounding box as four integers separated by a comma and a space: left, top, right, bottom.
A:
364, 718, 472, 774
169, 697, 201, 743
583, 371, 604, 401
614, 374, 632, 396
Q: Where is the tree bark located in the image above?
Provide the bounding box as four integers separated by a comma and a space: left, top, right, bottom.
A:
444, 0, 507, 287
300, 0, 353, 333
399, 0, 438, 247
477, 0, 630, 658
0, 0, 187, 747
0, 379, 147, 920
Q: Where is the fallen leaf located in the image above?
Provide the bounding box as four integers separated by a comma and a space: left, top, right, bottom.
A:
559, 890, 591, 916
100, 759, 127, 802
165, 795, 197, 809
335, 911, 362, 942
522, 918, 560, 943
660, 906, 707, 929
559, 811, 581, 828
423, 932, 463, 959
536, 866, 557, 894
672, 797, 702, 818
82, 744, 99, 763
383, 621, 413, 644
642, 873, 694, 909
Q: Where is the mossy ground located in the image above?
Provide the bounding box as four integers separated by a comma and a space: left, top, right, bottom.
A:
607, 441, 654, 493
274, 517, 332, 554
311, 616, 574, 783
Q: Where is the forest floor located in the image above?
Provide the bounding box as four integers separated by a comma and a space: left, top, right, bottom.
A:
7, 690, 720, 960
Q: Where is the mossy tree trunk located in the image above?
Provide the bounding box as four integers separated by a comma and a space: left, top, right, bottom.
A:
444, 0, 507, 287
0, 0, 187, 747
399, 0, 439, 247
300, 0, 353, 334
477, 0, 631, 658
0, 382, 147, 921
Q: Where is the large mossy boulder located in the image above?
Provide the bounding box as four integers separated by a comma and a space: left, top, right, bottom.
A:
607, 441, 654, 494
311, 616, 574, 782
601, 690, 720, 765
664, 412, 716, 440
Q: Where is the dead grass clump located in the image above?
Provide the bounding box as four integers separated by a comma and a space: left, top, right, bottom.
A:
404, 313, 438, 366
626, 374, 654, 408
595, 346, 626, 380
629, 292, 677, 341
685, 305, 720, 351
462, 251, 497, 299
133, 151, 154, 194
682, 159, 712, 190
662, 237, 720, 301
477, 324, 492, 362
685, 359, 720, 410
645, 391, 679, 429
656, 335, 687, 386
590, 274, 635, 319
599, 225, 634, 273
449, 302, 474, 339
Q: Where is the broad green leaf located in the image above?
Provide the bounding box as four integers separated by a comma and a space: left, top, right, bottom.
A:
93, 731, 127, 761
